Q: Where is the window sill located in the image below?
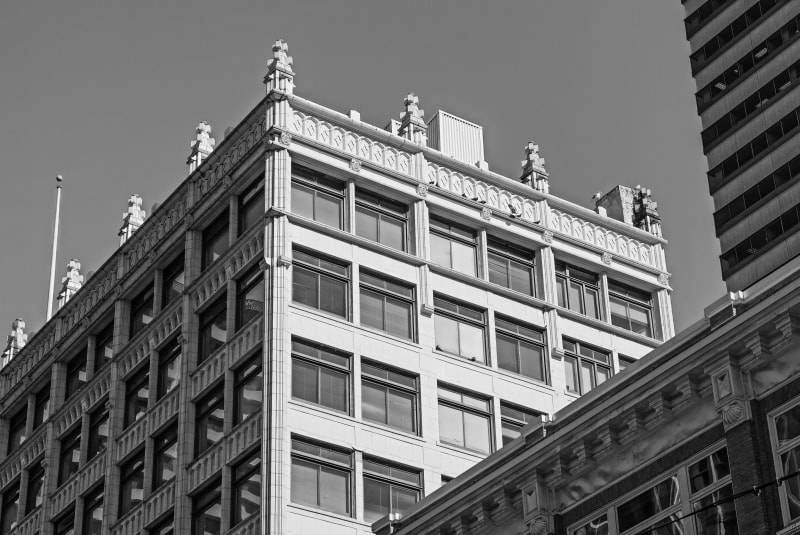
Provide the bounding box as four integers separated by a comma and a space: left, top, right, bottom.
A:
286, 503, 358, 525
290, 302, 351, 325
492, 366, 554, 394
556, 306, 661, 347
359, 418, 425, 444
436, 440, 491, 460
289, 398, 355, 423
432, 349, 490, 370
358, 324, 421, 349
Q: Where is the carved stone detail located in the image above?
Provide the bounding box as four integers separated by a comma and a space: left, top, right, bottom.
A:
602, 252, 612, 266
481, 208, 492, 221
417, 183, 428, 197
280, 131, 292, 146
720, 400, 744, 425
349, 158, 362, 172
658, 273, 669, 286
542, 230, 554, 244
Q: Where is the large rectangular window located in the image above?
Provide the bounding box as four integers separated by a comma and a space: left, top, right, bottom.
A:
129, 284, 155, 338
150, 514, 174, 535
608, 280, 653, 337
33, 384, 50, 429
87, 404, 109, 460
355, 189, 408, 251
238, 179, 265, 236
292, 248, 349, 318
617, 476, 681, 533
236, 267, 265, 330
555, 261, 600, 320
232, 452, 261, 526
25, 462, 44, 514
153, 425, 178, 488
291, 166, 345, 229
0, 481, 19, 533
65, 349, 88, 399
202, 211, 230, 271
157, 337, 182, 399
124, 365, 149, 428
363, 458, 421, 523
291, 339, 350, 414
771, 400, 800, 524
58, 426, 81, 486
487, 237, 535, 295
563, 339, 612, 395
290, 438, 352, 516
235, 356, 263, 424
500, 402, 541, 445
192, 482, 222, 535
94, 322, 114, 371
434, 296, 486, 363
119, 452, 145, 516
162, 256, 185, 308
437, 385, 492, 455
6, 407, 26, 455
429, 217, 477, 276
360, 271, 414, 340
83, 485, 103, 535
688, 448, 736, 534
361, 361, 418, 434
495, 316, 546, 382
54, 508, 74, 535
198, 296, 227, 363
195, 388, 224, 456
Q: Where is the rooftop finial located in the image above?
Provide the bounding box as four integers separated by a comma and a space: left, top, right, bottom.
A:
521, 141, 549, 193
265, 38, 295, 94
119, 194, 147, 245
57, 259, 84, 309
399, 93, 427, 146
187, 121, 216, 173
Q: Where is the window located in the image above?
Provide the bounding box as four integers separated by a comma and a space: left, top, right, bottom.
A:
363, 458, 421, 523
437, 385, 492, 454
555, 261, 600, 320
65, 350, 87, 399
291, 166, 345, 229
290, 438, 352, 516
157, 337, 181, 399
153, 425, 178, 488
54, 508, 75, 535
688, 448, 736, 534
195, 388, 224, 456
94, 323, 114, 371
617, 476, 681, 533
232, 452, 261, 526
292, 248, 349, 318
573, 514, 608, 535
563, 339, 612, 395
771, 400, 800, 523
355, 189, 408, 250
361, 361, 418, 434
83, 485, 104, 535
58, 426, 81, 485
291, 339, 350, 414
235, 356, 263, 424
618, 355, 636, 371
495, 316, 546, 381
33, 384, 50, 428
720, 203, 800, 274
0, 481, 19, 533
429, 217, 477, 276
360, 271, 415, 340
25, 462, 44, 514
198, 296, 227, 363
124, 365, 149, 428
119, 452, 145, 516
433, 296, 486, 363
238, 180, 265, 236
236, 267, 265, 330
608, 281, 653, 337
87, 404, 109, 460
487, 237, 535, 295
202, 211, 230, 270
500, 402, 541, 445
162, 256, 185, 307
149, 514, 174, 535
7, 407, 26, 455
130, 284, 155, 338
192, 482, 222, 535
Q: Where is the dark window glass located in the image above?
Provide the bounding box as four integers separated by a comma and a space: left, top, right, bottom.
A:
618, 355, 636, 371
360, 271, 415, 340
0, 480, 19, 533
124, 365, 149, 428
608, 280, 654, 337
684, 0, 735, 37
157, 337, 182, 399
555, 261, 600, 320
355, 190, 408, 251
192, 481, 222, 535
495, 316, 546, 381
54, 508, 75, 535
7, 407, 26, 455
434, 296, 486, 363
692, 484, 738, 535
429, 217, 477, 276
149, 514, 174, 535
94, 323, 114, 371
487, 237, 535, 296
437, 385, 492, 454
563, 338, 612, 395
235, 356, 263, 424
236, 267, 265, 330
25, 462, 44, 514
202, 211, 230, 270
153, 425, 178, 488
87, 405, 109, 460
361, 361, 418, 434
363, 458, 421, 523
688, 448, 730, 493
162, 256, 185, 308
291, 339, 350, 414
58, 426, 81, 486
292, 248, 349, 318
290, 438, 352, 516
617, 476, 681, 531
232, 452, 261, 526
198, 296, 227, 363
65, 349, 88, 399
130, 284, 155, 338
239, 180, 265, 236
500, 403, 541, 445
83, 485, 103, 535
33, 384, 50, 428
291, 166, 345, 229
119, 452, 145, 516
721, 201, 800, 273
195, 389, 224, 456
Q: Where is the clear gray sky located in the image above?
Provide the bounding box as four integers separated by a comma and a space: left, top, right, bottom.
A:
0, 0, 724, 338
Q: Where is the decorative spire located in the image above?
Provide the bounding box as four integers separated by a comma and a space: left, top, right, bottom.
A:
521, 141, 549, 193
1, 318, 27, 367
119, 194, 147, 245
57, 259, 84, 308
187, 121, 216, 173
633, 185, 662, 238
264, 39, 295, 94
399, 93, 427, 146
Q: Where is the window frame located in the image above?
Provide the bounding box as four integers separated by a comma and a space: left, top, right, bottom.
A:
153, 424, 178, 489
361, 360, 419, 435
33, 384, 50, 429
359, 270, 416, 341
82, 484, 104, 535
555, 261, 601, 320
234, 355, 263, 425
562, 339, 612, 396
494, 315, 547, 382
129, 283, 155, 339
291, 166, 346, 229
362, 457, 422, 524
291, 248, 350, 319
0, 479, 19, 533
290, 338, 351, 415
118, 450, 145, 516
290, 437, 353, 517
58, 426, 81, 486
433, 296, 487, 364
25, 462, 45, 515
231, 450, 261, 527
354, 188, 409, 251
123, 364, 150, 428
94, 322, 114, 372
6, 407, 26, 455
198, 295, 228, 364
157, 336, 182, 400
201, 210, 230, 271
65, 349, 88, 399
486, 236, 536, 296
238, 179, 265, 237
500, 402, 542, 446
161, 255, 185, 308
192, 479, 222, 535
54, 507, 75, 535
608, 280, 654, 338
87, 404, 109, 461
195, 387, 225, 457
769, 397, 800, 525
236, 266, 265, 331
436, 385, 493, 455
429, 216, 478, 276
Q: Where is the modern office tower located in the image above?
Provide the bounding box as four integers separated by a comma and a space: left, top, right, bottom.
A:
682, 0, 800, 290
0, 41, 672, 535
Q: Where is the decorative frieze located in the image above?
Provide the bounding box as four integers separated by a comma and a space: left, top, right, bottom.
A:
0, 426, 47, 489
111, 480, 176, 535
52, 367, 111, 438
7, 507, 41, 535
50, 451, 106, 517
117, 300, 182, 380
116, 387, 180, 460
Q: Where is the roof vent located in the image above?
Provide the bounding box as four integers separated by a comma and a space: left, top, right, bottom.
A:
426, 110, 485, 167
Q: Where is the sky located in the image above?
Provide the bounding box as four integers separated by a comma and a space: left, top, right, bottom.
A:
0, 0, 725, 339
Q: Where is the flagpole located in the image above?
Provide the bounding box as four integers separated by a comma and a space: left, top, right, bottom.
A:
46, 175, 63, 321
